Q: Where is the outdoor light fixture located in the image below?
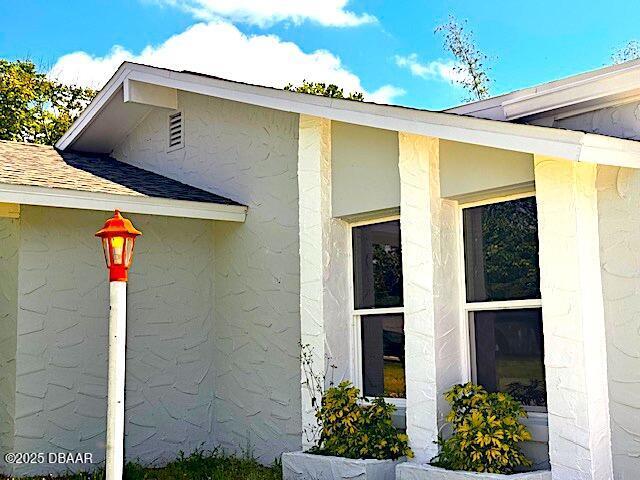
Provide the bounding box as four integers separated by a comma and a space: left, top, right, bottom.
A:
96, 210, 141, 480
96, 209, 142, 281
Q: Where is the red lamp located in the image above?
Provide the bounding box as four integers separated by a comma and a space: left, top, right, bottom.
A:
96, 210, 142, 281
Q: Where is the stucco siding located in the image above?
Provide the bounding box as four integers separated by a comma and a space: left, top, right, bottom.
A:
10, 206, 216, 476
555, 102, 640, 140
0, 216, 18, 463
113, 91, 302, 462
596, 165, 640, 478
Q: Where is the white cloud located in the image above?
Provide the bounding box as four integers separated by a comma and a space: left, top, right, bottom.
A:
153, 0, 376, 27
48, 21, 403, 104
395, 53, 470, 85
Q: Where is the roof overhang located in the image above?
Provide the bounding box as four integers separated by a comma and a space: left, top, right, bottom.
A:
57, 62, 640, 169
0, 183, 247, 222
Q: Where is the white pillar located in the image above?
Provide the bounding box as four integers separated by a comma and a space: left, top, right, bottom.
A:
399, 133, 440, 463
105, 280, 127, 480
534, 155, 613, 480
298, 115, 332, 449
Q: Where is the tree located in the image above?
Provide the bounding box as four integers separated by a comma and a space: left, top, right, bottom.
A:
0, 59, 96, 145
612, 40, 640, 64
285, 80, 364, 101
435, 16, 491, 101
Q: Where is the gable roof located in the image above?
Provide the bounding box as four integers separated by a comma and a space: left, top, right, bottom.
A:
56, 62, 640, 169
0, 141, 246, 221
446, 58, 640, 122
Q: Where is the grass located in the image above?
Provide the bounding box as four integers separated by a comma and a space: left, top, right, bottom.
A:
2, 449, 282, 480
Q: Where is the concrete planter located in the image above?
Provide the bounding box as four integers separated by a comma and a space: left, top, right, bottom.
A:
282, 451, 401, 480
396, 464, 551, 480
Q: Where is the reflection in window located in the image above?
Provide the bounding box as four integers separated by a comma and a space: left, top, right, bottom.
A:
463, 197, 540, 303
361, 314, 405, 398
471, 309, 546, 407
352, 221, 403, 309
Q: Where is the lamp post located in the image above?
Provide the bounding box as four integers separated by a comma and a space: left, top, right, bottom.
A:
96, 210, 141, 480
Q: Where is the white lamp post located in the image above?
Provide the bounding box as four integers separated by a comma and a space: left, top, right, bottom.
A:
96, 210, 141, 480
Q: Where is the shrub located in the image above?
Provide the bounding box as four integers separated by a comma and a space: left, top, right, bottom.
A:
310, 381, 412, 460
431, 383, 532, 474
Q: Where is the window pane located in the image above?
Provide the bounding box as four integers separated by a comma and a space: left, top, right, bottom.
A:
463, 197, 540, 302
471, 308, 546, 407
352, 220, 403, 309
361, 314, 405, 398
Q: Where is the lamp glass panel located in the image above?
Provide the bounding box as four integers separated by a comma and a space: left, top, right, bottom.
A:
102, 238, 111, 267
124, 237, 134, 267
110, 236, 125, 265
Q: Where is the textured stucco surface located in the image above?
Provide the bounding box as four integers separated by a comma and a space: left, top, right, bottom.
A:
8, 206, 216, 476
596, 165, 640, 478
533, 157, 613, 480
0, 216, 18, 463
7, 206, 217, 476
113, 91, 301, 461
398, 133, 440, 463
298, 115, 332, 448
397, 463, 551, 480
282, 451, 400, 480
555, 101, 640, 140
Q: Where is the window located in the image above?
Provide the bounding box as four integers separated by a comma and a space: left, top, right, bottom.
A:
462, 196, 546, 410
351, 218, 405, 402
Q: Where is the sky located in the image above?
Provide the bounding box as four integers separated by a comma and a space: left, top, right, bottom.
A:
1, 0, 639, 110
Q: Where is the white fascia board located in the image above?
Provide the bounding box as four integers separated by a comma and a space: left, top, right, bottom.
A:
502, 64, 640, 120
0, 183, 247, 222
58, 63, 640, 168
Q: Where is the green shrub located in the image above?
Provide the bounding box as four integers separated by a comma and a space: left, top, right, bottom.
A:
431, 383, 532, 474
310, 381, 413, 460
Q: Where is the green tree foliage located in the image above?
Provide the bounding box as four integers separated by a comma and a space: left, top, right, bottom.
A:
311, 381, 413, 460
612, 40, 640, 64
285, 80, 364, 101
432, 383, 532, 474
0, 59, 96, 145
436, 16, 492, 101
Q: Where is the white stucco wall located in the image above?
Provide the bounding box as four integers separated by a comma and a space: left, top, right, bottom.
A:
555, 102, 640, 140
113, 91, 302, 462
8, 206, 217, 476
0, 216, 18, 464
596, 165, 640, 478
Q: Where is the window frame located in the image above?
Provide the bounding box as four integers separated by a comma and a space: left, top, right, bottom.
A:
457, 192, 547, 416
347, 214, 406, 408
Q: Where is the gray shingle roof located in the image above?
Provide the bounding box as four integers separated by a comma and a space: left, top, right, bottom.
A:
0, 141, 242, 206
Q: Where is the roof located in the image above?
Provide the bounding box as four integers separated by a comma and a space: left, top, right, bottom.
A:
446, 58, 640, 122
0, 141, 247, 221
56, 62, 640, 169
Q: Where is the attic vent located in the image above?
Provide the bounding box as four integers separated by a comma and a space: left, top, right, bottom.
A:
167, 111, 184, 152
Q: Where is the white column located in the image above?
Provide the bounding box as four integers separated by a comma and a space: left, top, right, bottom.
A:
298, 115, 332, 449
399, 133, 440, 463
106, 280, 127, 480
534, 155, 613, 480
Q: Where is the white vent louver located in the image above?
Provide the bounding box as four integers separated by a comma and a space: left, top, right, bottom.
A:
167, 111, 184, 152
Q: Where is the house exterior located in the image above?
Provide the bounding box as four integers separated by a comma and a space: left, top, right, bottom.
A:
2, 59, 640, 479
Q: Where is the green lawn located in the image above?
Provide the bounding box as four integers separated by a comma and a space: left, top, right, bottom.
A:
2, 450, 282, 480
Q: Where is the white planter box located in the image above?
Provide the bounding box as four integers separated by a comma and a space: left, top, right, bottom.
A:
396, 463, 551, 480
282, 451, 401, 480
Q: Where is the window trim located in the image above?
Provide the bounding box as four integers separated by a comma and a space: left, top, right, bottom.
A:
457, 192, 546, 414
347, 214, 406, 408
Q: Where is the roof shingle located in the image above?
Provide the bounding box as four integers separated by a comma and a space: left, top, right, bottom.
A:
0, 141, 242, 206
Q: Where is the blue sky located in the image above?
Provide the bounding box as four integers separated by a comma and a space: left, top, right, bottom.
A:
1, 0, 637, 109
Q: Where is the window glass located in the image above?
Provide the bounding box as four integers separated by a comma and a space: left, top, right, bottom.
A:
471, 308, 546, 407
352, 220, 403, 309
361, 314, 405, 398
463, 197, 540, 303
